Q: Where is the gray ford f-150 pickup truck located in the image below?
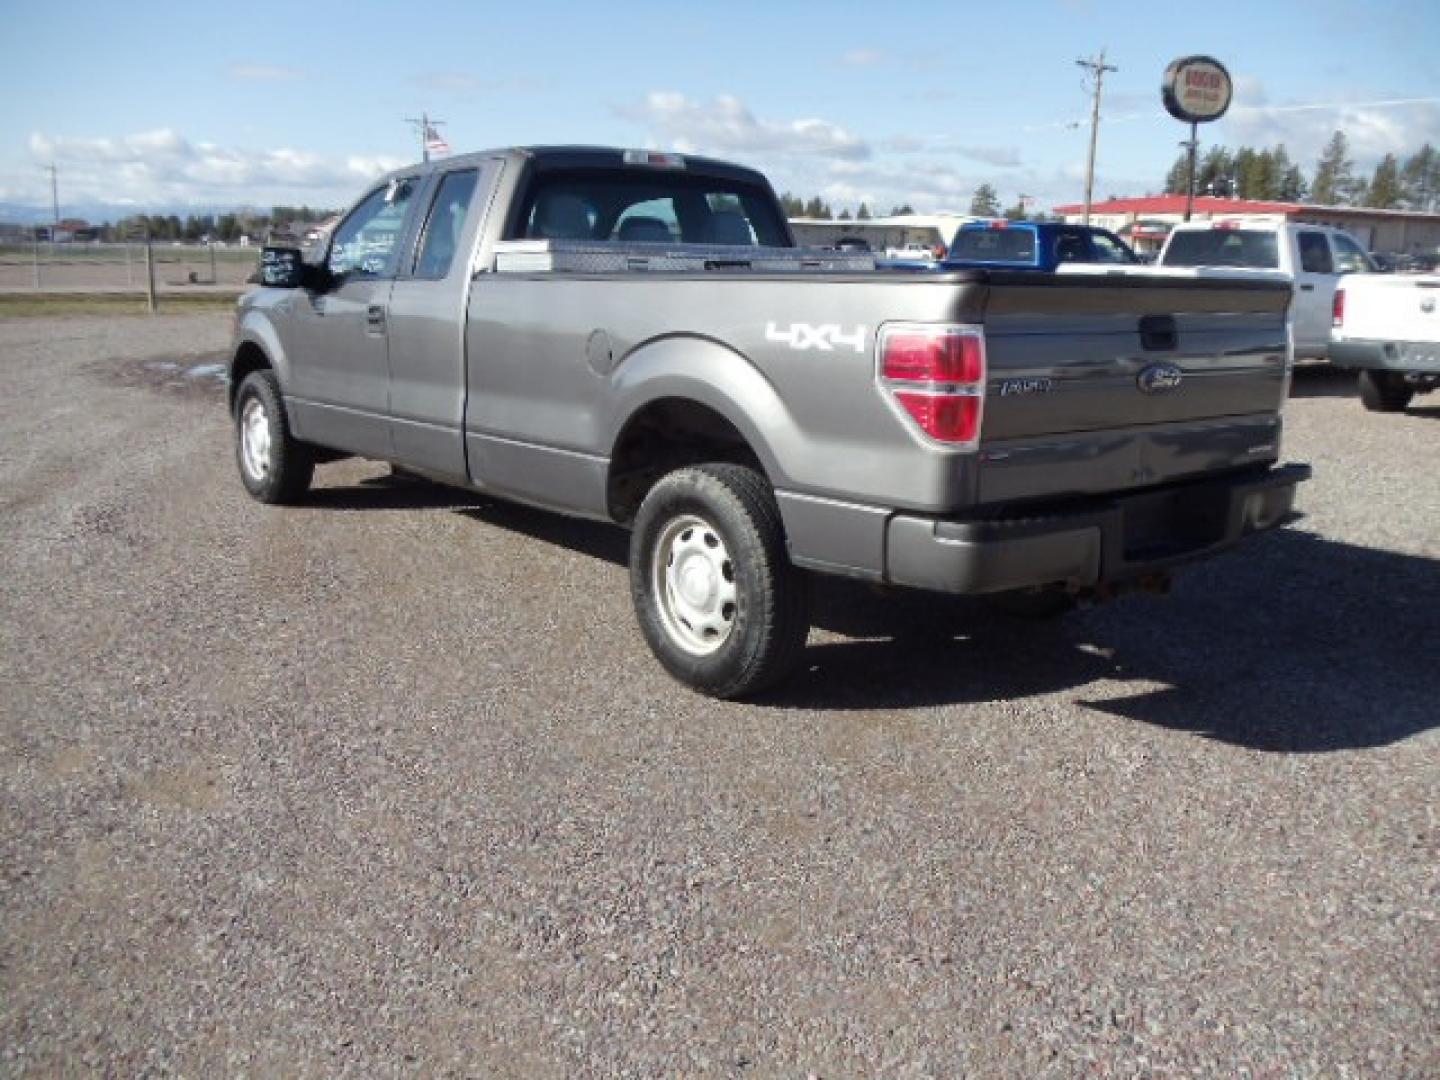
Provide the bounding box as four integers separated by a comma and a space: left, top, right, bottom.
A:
230, 146, 1309, 697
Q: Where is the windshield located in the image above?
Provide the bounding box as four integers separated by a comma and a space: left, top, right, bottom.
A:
1162, 229, 1280, 269
947, 228, 1038, 265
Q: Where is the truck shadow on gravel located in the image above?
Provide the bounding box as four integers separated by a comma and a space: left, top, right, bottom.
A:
776, 529, 1440, 752
1288, 365, 1356, 399
312, 474, 1437, 753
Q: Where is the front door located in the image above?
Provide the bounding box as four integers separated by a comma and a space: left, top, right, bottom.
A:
286, 178, 420, 458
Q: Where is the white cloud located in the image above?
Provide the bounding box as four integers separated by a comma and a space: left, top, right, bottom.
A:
21, 129, 405, 209
1219, 78, 1440, 169
225, 63, 304, 82
841, 49, 886, 67
618, 92, 870, 161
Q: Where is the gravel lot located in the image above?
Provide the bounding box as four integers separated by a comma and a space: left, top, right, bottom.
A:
1, 313, 1436, 1076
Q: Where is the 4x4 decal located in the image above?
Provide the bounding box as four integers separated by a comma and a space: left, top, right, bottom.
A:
764, 322, 867, 353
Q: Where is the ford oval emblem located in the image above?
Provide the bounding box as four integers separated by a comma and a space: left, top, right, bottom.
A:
1138, 362, 1184, 394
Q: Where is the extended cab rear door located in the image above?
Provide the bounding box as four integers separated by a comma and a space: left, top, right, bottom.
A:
384, 159, 502, 479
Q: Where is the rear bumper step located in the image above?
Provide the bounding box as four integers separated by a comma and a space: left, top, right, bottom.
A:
885, 463, 1312, 595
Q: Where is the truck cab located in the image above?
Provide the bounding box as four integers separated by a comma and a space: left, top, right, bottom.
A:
943, 221, 1140, 272
1158, 221, 1375, 359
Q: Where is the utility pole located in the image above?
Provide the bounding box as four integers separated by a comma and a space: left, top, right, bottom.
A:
46, 163, 60, 241
1076, 50, 1117, 225
404, 112, 446, 163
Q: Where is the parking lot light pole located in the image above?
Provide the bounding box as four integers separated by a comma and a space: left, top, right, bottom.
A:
1183, 123, 1199, 221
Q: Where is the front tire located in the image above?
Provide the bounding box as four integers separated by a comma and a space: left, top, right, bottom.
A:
630, 464, 809, 699
1358, 370, 1413, 413
234, 370, 313, 504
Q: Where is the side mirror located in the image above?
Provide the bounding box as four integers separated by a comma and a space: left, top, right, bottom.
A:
259, 246, 305, 288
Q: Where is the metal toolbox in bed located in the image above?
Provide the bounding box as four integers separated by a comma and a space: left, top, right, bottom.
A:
491, 239, 876, 275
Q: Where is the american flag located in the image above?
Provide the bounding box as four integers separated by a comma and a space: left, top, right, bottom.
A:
424, 123, 450, 158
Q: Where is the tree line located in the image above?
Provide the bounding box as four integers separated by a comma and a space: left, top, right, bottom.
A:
94, 205, 335, 242
778, 187, 1050, 222
1162, 133, 1440, 210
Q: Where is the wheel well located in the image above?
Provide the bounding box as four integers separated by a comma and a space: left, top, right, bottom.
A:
229, 341, 271, 413
608, 398, 767, 524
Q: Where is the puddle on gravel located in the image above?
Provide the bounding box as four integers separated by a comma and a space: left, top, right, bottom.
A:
89, 350, 231, 400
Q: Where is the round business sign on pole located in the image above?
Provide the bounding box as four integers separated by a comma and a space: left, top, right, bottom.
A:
1162, 55, 1233, 123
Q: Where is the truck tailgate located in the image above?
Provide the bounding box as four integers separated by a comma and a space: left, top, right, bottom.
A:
978, 275, 1292, 504
1336, 273, 1440, 343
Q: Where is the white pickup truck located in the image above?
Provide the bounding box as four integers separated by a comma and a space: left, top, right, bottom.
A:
1158, 221, 1375, 359
1331, 273, 1440, 411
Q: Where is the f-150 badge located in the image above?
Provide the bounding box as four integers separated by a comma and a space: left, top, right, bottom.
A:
765, 322, 866, 353
998, 377, 1054, 396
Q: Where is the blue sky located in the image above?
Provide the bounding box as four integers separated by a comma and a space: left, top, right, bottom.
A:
2, 0, 1437, 218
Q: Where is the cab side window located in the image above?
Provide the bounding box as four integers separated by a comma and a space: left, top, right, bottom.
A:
414, 170, 480, 279
1298, 231, 1334, 274
1090, 231, 1138, 264
329, 180, 417, 279
1331, 233, 1374, 274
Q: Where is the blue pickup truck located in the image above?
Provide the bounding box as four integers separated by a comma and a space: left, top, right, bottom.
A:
943, 220, 1140, 271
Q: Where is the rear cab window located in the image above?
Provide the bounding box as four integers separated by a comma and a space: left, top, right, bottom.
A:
511, 169, 789, 247
948, 227, 1038, 265
1162, 228, 1279, 269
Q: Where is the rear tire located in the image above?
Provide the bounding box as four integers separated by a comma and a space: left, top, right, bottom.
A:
1358, 370, 1413, 413
630, 464, 809, 699
234, 370, 313, 504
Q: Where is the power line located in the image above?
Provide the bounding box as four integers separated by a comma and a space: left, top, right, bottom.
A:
1076, 49, 1117, 225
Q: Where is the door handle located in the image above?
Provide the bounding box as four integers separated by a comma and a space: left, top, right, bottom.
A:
366, 305, 387, 334
1298, 284, 1315, 291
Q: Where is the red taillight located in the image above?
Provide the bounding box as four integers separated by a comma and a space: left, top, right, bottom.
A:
1332, 288, 1345, 327
879, 325, 986, 448
891, 391, 982, 443
881, 330, 984, 384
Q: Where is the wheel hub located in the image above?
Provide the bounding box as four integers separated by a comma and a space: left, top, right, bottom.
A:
652, 514, 737, 656
240, 397, 271, 481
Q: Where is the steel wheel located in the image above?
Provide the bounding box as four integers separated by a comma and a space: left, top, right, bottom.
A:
651, 513, 738, 655
233, 369, 313, 504
240, 396, 272, 482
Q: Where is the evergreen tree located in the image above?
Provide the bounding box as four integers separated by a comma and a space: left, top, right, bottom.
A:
837, 208, 852, 220
1311, 131, 1356, 205
969, 183, 1001, 217
1164, 150, 1191, 195
1002, 200, 1029, 221
1402, 144, 1439, 211
1196, 147, 1235, 196
888, 203, 915, 216
1365, 154, 1404, 209
855, 203, 871, 220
